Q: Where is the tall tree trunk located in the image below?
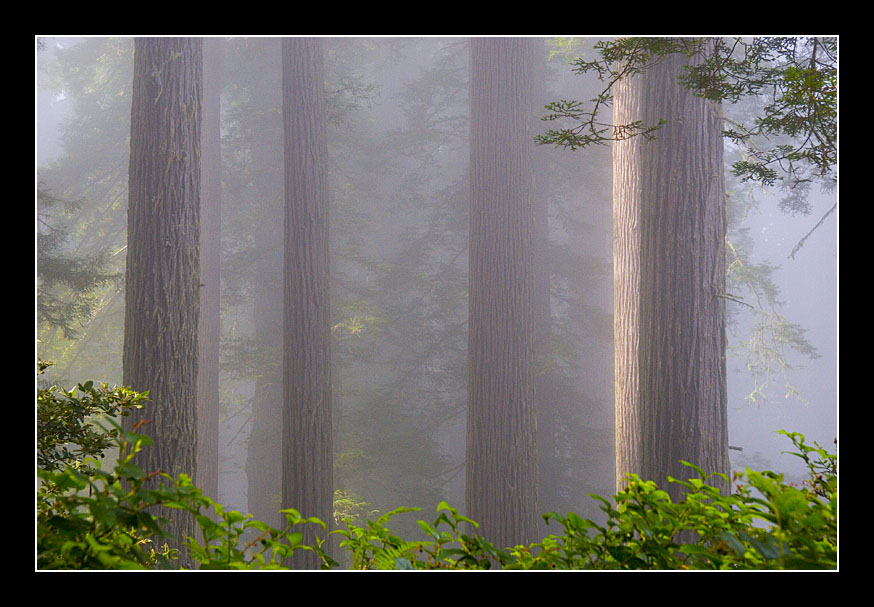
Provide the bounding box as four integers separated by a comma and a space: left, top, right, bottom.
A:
529, 39, 560, 523
281, 37, 333, 569
612, 44, 729, 503
197, 36, 222, 502
466, 37, 539, 550
246, 37, 285, 529
247, 237, 283, 527
123, 37, 202, 556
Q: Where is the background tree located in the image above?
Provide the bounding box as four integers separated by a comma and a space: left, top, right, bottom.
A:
240, 38, 286, 528
611, 43, 730, 499
197, 36, 222, 500
530, 39, 617, 525
466, 37, 539, 548
122, 37, 203, 552
36, 37, 135, 386
37, 186, 119, 339
201, 37, 287, 527
329, 38, 468, 533
281, 37, 333, 569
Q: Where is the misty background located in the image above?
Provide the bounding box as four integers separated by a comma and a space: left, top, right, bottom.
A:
36, 36, 837, 531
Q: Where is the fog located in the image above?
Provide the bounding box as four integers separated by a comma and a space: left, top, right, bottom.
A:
726, 186, 837, 481
36, 36, 837, 538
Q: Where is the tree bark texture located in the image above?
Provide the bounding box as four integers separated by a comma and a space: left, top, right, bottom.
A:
612, 45, 729, 502
197, 36, 222, 502
123, 37, 202, 550
466, 37, 539, 549
281, 37, 333, 569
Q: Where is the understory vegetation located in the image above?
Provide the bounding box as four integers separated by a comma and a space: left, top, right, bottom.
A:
36, 363, 837, 570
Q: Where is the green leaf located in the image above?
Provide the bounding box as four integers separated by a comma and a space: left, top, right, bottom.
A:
136, 511, 166, 537
125, 432, 153, 447
280, 507, 302, 524
719, 531, 747, 556
89, 503, 118, 527
744, 533, 782, 560
417, 519, 440, 541
44, 514, 91, 535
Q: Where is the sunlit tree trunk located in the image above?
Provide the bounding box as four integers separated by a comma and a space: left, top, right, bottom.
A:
466, 37, 539, 549
123, 37, 202, 557
197, 36, 222, 502
612, 43, 729, 503
281, 37, 333, 569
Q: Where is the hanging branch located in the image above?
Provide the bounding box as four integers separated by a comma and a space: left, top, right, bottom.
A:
789, 201, 837, 259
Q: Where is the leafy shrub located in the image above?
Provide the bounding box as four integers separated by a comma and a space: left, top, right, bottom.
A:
331, 432, 836, 571
520, 433, 836, 570
36, 361, 333, 570
37, 360, 146, 474
37, 363, 836, 570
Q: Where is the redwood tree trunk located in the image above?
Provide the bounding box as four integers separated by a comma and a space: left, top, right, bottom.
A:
123, 37, 202, 553
612, 45, 729, 502
197, 36, 222, 502
466, 37, 539, 549
248, 236, 283, 527
529, 38, 560, 524
281, 37, 333, 569
246, 37, 285, 529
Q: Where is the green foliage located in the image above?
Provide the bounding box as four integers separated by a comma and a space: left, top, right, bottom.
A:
37, 363, 334, 570
682, 38, 836, 188
37, 186, 120, 340
525, 436, 836, 570
333, 489, 380, 527
333, 505, 427, 569
330, 433, 836, 570
537, 36, 837, 191
38, 365, 835, 570
36, 360, 146, 473
37, 37, 134, 385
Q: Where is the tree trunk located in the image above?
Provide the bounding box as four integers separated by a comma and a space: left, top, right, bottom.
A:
530, 39, 560, 528
281, 37, 333, 569
197, 36, 222, 502
466, 37, 539, 550
123, 37, 202, 555
612, 45, 729, 503
247, 238, 283, 527
246, 37, 285, 529
533, 203, 559, 532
